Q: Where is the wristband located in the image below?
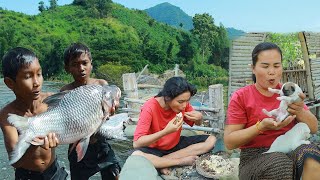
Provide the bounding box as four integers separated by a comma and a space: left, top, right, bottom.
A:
255, 120, 264, 134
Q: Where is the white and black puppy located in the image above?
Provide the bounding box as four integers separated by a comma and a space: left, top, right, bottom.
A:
264, 122, 310, 154
262, 82, 303, 122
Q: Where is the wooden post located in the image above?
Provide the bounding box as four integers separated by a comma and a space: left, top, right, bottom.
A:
122, 73, 139, 117
228, 41, 233, 104
208, 84, 225, 130
298, 32, 314, 100
174, 64, 179, 77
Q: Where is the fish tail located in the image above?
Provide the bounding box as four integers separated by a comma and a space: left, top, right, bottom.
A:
7, 114, 32, 165
98, 123, 127, 140
7, 113, 29, 134
9, 136, 31, 165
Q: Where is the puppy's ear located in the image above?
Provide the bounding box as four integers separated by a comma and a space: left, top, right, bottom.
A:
291, 86, 295, 92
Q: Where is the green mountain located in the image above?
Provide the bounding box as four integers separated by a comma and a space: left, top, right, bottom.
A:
227, 27, 246, 40
145, 2, 193, 30
145, 2, 246, 40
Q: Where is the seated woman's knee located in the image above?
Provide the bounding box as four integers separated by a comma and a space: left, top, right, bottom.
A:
265, 153, 293, 172
204, 135, 216, 151
132, 150, 144, 156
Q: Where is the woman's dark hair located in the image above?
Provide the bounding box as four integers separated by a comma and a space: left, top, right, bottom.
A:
156, 77, 197, 101
2, 47, 37, 81
251, 42, 282, 82
63, 42, 92, 66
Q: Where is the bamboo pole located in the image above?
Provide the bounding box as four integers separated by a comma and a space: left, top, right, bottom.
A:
182, 125, 222, 134
136, 64, 148, 81
299, 32, 314, 100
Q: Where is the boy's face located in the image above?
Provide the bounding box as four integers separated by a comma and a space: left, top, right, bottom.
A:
12, 58, 43, 100
66, 53, 92, 83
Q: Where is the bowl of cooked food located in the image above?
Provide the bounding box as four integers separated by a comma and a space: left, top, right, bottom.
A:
196, 153, 239, 179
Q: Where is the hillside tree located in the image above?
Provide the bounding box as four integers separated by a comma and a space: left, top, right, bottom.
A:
209, 23, 229, 69
38, 1, 46, 12
49, 0, 58, 9
192, 13, 218, 63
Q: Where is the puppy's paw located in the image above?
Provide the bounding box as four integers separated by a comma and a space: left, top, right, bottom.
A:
276, 96, 283, 101
262, 109, 272, 117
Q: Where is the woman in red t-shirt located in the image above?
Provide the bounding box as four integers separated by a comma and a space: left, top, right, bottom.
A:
224, 42, 320, 179
132, 77, 217, 175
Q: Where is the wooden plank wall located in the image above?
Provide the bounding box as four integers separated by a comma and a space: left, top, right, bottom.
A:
304, 32, 320, 100
228, 32, 266, 101
311, 58, 320, 100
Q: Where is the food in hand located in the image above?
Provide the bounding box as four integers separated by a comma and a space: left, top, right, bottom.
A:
173, 112, 183, 125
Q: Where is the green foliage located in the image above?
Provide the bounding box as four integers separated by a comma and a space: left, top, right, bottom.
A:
187, 63, 228, 87
192, 13, 218, 63
266, 33, 302, 68
97, 63, 132, 88
72, 0, 112, 18
209, 24, 230, 69
176, 32, 198, 62
0, 3, 230, 89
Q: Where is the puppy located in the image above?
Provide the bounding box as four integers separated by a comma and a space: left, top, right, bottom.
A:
262, 82, 303, 122
264, 122, 310, 154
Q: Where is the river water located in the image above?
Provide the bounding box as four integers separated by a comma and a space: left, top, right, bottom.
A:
0, 79, 132, 180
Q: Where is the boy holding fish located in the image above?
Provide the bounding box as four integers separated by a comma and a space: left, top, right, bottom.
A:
61, 42, 120, 180
0, 47, 68, 179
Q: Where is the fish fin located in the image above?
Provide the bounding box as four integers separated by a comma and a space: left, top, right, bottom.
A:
43, 91, 69, 109
7, 113, 29, 134
76, 137, 90, 162
30, 138, 45, 146
9, 136, 31, 165
68, 141, 80, 156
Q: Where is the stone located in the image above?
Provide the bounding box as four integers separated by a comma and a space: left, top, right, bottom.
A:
119, 155, 162, 180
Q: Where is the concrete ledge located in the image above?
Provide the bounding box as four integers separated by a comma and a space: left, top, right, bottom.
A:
119, 155, 162, 180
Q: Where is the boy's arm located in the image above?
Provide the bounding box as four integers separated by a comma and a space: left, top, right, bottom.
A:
1, 124, 18, 155
0, 110, 19, 157
98, 78, 108, 85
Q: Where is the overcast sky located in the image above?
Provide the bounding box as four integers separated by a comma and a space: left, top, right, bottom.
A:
1, 0, 320, 33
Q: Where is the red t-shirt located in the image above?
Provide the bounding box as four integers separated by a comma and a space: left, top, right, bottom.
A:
227, 84, 308, 149
133, 97, 194, 150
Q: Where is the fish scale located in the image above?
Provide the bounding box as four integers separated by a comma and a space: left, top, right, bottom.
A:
7, 84, 121, 165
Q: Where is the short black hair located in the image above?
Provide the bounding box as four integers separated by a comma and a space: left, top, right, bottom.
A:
63, 42, 92, 66
251, 42, 283, 82
2, 47, 37, 81
156, 77, 197, 101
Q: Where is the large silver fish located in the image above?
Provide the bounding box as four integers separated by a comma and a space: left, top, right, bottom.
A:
7, 84, 121, 165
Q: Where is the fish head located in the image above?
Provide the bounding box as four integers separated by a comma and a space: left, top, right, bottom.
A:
101, 85, 121, 117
